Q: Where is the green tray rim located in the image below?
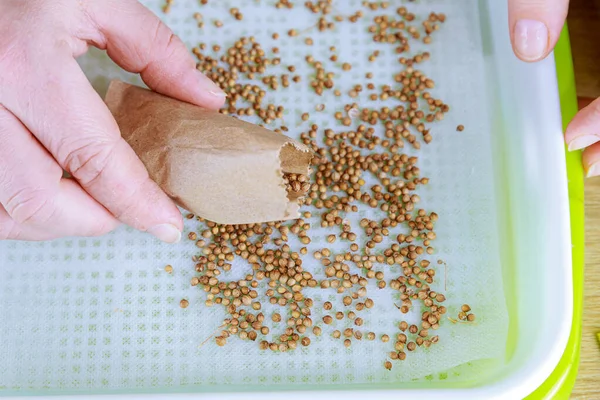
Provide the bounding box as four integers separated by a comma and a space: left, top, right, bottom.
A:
525, 25, 585, 400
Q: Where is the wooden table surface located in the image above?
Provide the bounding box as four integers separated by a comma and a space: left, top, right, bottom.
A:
574, 179, 600, 399
562, 1, 600, 398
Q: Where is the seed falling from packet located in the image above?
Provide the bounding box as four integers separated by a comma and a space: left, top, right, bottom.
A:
105, 81, 313, 225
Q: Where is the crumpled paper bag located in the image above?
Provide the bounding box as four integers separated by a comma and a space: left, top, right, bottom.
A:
105, 81, 312, 224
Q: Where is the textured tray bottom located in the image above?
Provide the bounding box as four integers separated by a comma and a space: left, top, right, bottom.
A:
0, 0, 508, 394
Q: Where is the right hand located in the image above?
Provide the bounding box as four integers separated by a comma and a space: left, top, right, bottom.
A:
508, 0, 600, 177
0, 0, 226, 242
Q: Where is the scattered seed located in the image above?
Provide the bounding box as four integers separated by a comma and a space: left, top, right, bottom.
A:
184, 4, 472, 366
215, 336, 227, 346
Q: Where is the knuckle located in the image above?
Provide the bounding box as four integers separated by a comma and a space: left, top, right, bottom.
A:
4, 186, 56, 226
151, 20, 185, 64
62, 140, 115, 186
151, 19, 173, 49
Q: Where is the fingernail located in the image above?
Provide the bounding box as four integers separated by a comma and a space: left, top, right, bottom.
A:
147, 223, 181, 244
209, 90, 227, 98
568, 135, 600, 151
196, 70, 226, 97
587, 162, 600, 178
514, 19, 548, 61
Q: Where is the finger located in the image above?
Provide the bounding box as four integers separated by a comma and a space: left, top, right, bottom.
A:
508, 0, 569, 62
84, 0, 225, 110
582, 142, 600, 177
6, 58, 184, 243
0, 105, 119, 241
565, 97, 600, 151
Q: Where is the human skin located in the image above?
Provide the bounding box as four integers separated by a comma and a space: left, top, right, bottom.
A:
508, 0, 600, 176
0, 0, 593, 242
0, 0, 226, 242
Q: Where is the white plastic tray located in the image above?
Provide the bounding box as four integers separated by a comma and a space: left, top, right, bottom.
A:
0, 1, 572, 399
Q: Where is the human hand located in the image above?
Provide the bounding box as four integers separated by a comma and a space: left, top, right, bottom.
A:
509, 0, 600, 176
0, 0, 226, 241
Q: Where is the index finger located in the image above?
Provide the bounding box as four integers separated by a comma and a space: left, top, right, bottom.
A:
85, 0, 226, 110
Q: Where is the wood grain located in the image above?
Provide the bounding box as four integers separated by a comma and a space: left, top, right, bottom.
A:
568, 1, 600, 397
571, 179, 600, 399
569, 0, 600, 99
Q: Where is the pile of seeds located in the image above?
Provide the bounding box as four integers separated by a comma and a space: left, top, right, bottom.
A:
305, 56, 335, 96
193, 37, 300, 128
173, 3, 472, 372
283, 173, 311, 197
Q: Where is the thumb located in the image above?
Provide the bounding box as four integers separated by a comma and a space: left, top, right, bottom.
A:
508, 0, 569, 62
86, 0, 226, 109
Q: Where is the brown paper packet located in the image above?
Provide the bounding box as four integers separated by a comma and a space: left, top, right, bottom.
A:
105, 80, 312, 225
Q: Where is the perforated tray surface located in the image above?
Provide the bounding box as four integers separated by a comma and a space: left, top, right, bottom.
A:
0, 0, 507, 395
